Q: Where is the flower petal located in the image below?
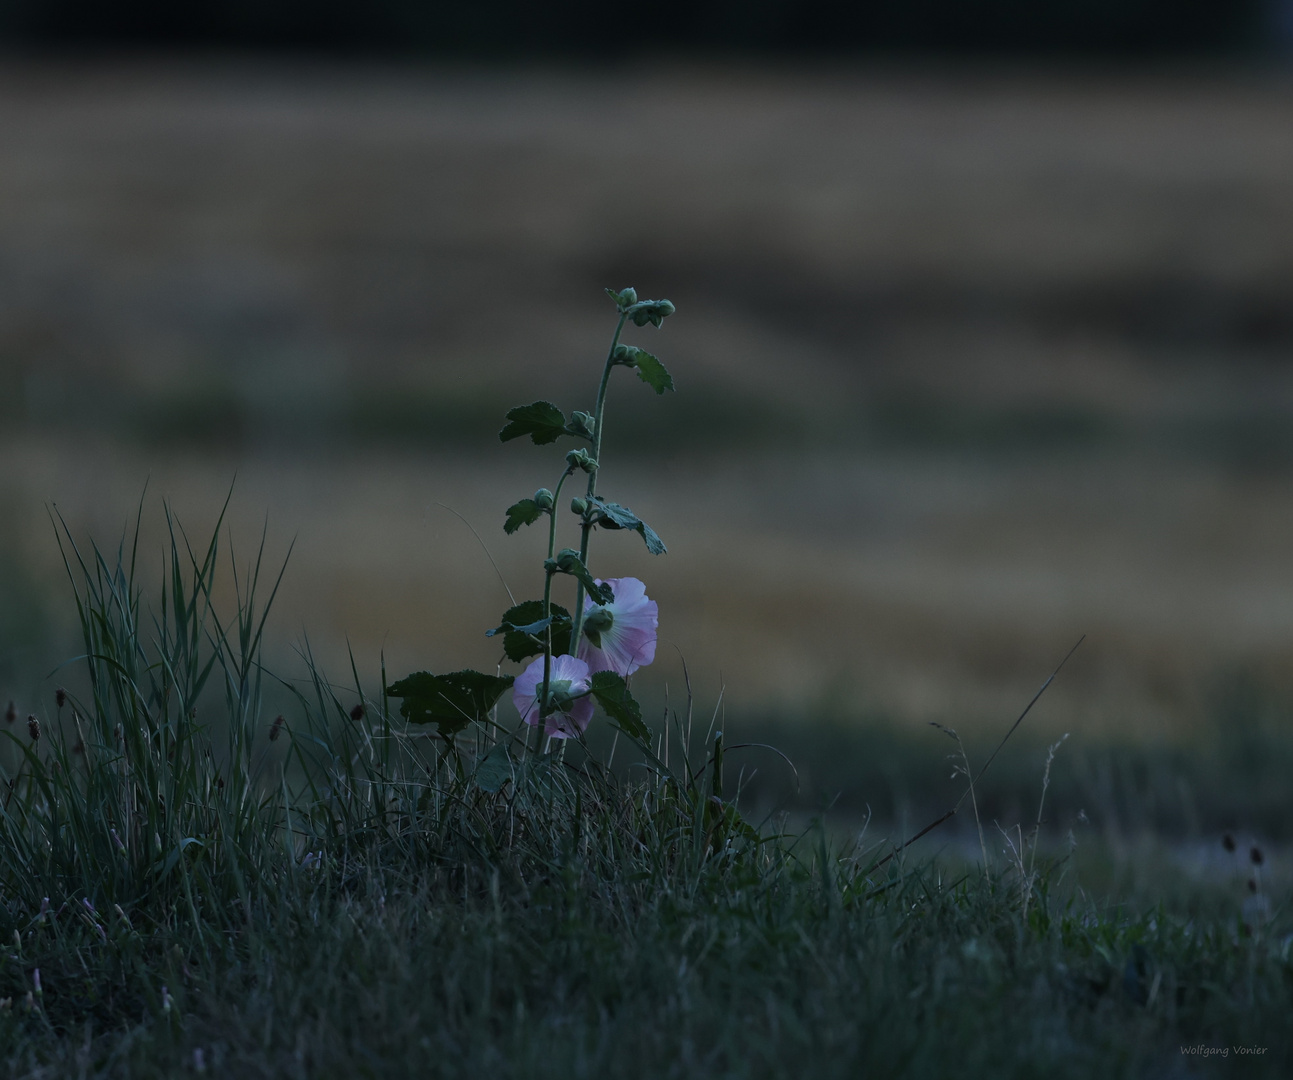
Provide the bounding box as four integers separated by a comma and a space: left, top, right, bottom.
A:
513, 654, 591, 731
579, 577, 658, 676
512, 656, 546, 726
545, 695, 594, 739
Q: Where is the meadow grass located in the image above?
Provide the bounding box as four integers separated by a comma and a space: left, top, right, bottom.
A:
0, 510, 1288, 1079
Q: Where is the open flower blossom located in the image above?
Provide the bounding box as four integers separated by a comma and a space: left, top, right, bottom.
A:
578, 577, 658, 677
513, 653, 594, 739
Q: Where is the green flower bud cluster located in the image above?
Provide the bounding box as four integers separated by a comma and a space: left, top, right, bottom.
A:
566, 448, 598, 473
533, 488, 555, 510
628, 298, 675, 327
545, 548, 582, 574
605, 286, 675, 327
570, 497, 589, 516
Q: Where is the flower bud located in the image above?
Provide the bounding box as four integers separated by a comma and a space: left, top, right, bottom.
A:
533, 488, 554, 510
569, 411, 595, 439
555, 548, 582, 572
632, 299, 676, 327
566, 449, 597, 473
618, 287, 638, 307
570, 497, 588, 516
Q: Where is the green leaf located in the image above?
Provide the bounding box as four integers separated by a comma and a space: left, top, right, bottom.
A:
473, 744, 514, 792
595, 499, 639, 530
589, 498, 667, 555
499, 401, 569, 445
631, 349, 675, 394
504, 499, 545, 534
552, 550, 614, 605
638, 521, 666, 555
590, 671, 650, 742
487, 601, 571, 662
387, 669, 515, 737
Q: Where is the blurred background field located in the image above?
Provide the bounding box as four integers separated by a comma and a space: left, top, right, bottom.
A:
3, 49, 1293, 853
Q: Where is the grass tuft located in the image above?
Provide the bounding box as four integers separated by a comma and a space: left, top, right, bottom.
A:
0, 508, 1288, 1077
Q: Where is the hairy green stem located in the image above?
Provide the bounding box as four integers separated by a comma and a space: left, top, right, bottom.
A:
569, 312, 628, 654
536, 468, 574, 753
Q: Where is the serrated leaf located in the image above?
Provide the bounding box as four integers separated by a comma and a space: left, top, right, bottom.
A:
499, 401, 569, 445
487, 601, 572, 662
473, 744, 514, 792
631, 349, 675, 394
488, 614, 551, 637
553, 551, 614, 605
595, 499, 640, 530
589, 497, 667, 555
638, 520, 666, 555
387, 669, 515, 737
590, 671, 650, 742
504, 499, 545, 534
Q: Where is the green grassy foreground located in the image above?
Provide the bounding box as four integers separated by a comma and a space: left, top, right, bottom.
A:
0, 515, 1288, 1078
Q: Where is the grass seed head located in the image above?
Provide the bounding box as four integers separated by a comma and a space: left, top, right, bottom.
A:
4, 701, 14, 724
26, 715, 39, 741
54, 688, 66, 708
1250, 845, 1264, 866
349, 703, 365, 722
269, 715, 286, 741
1222, 833, 1236, 852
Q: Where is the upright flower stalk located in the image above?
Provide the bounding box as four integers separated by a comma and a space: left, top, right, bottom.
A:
385, 287, 674, 753
568, 311, 629, 651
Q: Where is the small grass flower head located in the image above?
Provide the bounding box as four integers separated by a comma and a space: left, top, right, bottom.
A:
514, 654, 594, 739
578, 577, 658, 677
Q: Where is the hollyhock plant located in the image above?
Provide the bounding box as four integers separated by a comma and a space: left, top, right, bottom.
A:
513, 653, 594, 739
382, 288, 674, 747
578, 577, 658, 677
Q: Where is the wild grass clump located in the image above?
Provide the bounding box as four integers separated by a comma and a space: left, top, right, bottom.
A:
0, 505, 1284, 1078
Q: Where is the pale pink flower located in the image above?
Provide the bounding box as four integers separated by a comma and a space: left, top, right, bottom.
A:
578, 577, 658, 677
513, 653, 594, 739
